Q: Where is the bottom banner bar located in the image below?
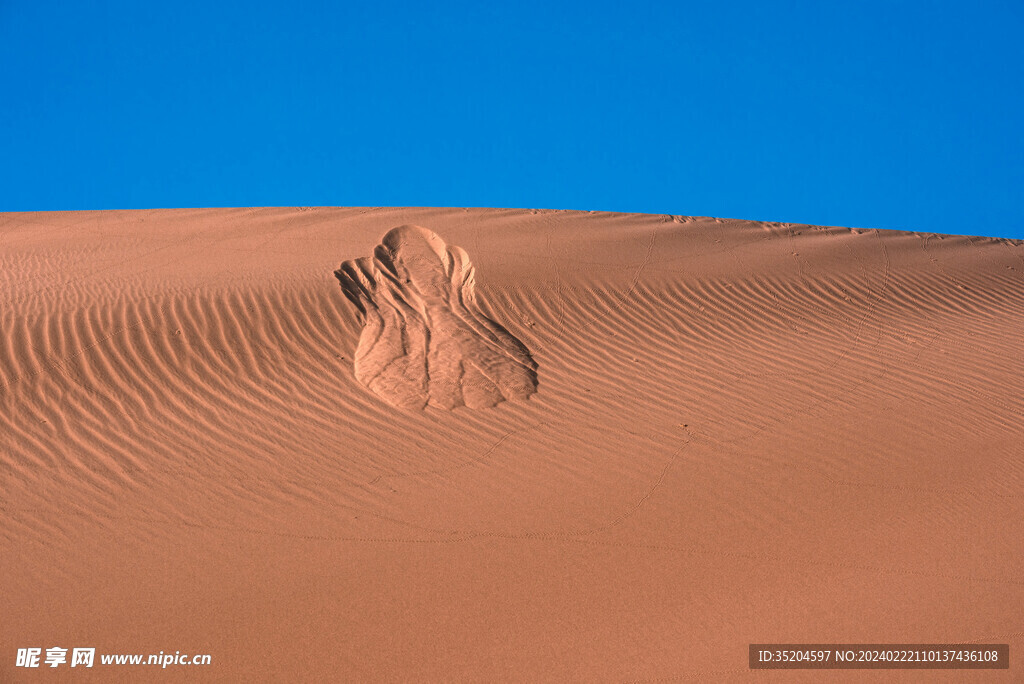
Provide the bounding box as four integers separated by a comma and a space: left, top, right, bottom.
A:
748, 644, 1008, 669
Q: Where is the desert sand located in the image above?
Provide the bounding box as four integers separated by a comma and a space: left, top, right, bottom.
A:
1, 207, 1022, 682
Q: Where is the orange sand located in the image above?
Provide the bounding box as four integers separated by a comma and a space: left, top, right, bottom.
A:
2, 207, 1022, 682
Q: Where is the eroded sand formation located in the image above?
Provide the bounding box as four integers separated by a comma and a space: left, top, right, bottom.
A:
335, 225, 537, 409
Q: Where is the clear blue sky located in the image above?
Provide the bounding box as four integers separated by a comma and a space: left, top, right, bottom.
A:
1, 1, 1021, 238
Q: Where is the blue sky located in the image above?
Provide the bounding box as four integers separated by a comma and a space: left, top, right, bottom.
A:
1, 1, 1021, 238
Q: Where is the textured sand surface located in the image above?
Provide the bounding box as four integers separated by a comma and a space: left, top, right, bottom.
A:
1, 207, 1022, 682
336, 225, 537, 409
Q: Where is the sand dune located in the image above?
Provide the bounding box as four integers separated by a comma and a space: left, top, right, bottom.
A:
1, 207, 1022, 681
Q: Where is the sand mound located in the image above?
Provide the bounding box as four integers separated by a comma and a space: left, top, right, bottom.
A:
335, 225, 537, 409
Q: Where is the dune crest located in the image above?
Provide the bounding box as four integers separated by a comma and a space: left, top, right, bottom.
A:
335, 225, 537, 409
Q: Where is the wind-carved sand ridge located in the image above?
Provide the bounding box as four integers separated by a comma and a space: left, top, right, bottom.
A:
335, 225, 538, 409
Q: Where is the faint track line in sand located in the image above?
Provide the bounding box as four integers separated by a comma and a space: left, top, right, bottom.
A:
41, 419, 697, 557
546, 222, 567, 348
530, 226, 657, 356
110, 505, 1024, 589
133, 429, 696, 544
819, 229, 891, 374
961, 630, 1024, 644
588, 430, 692, 533
366, 419, 546, 484
590, 227, 657, 329
559, 538, 1024, 588
821, 477, 1024, 500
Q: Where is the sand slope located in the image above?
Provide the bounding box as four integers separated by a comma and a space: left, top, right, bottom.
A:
1, 207, 1022, 682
